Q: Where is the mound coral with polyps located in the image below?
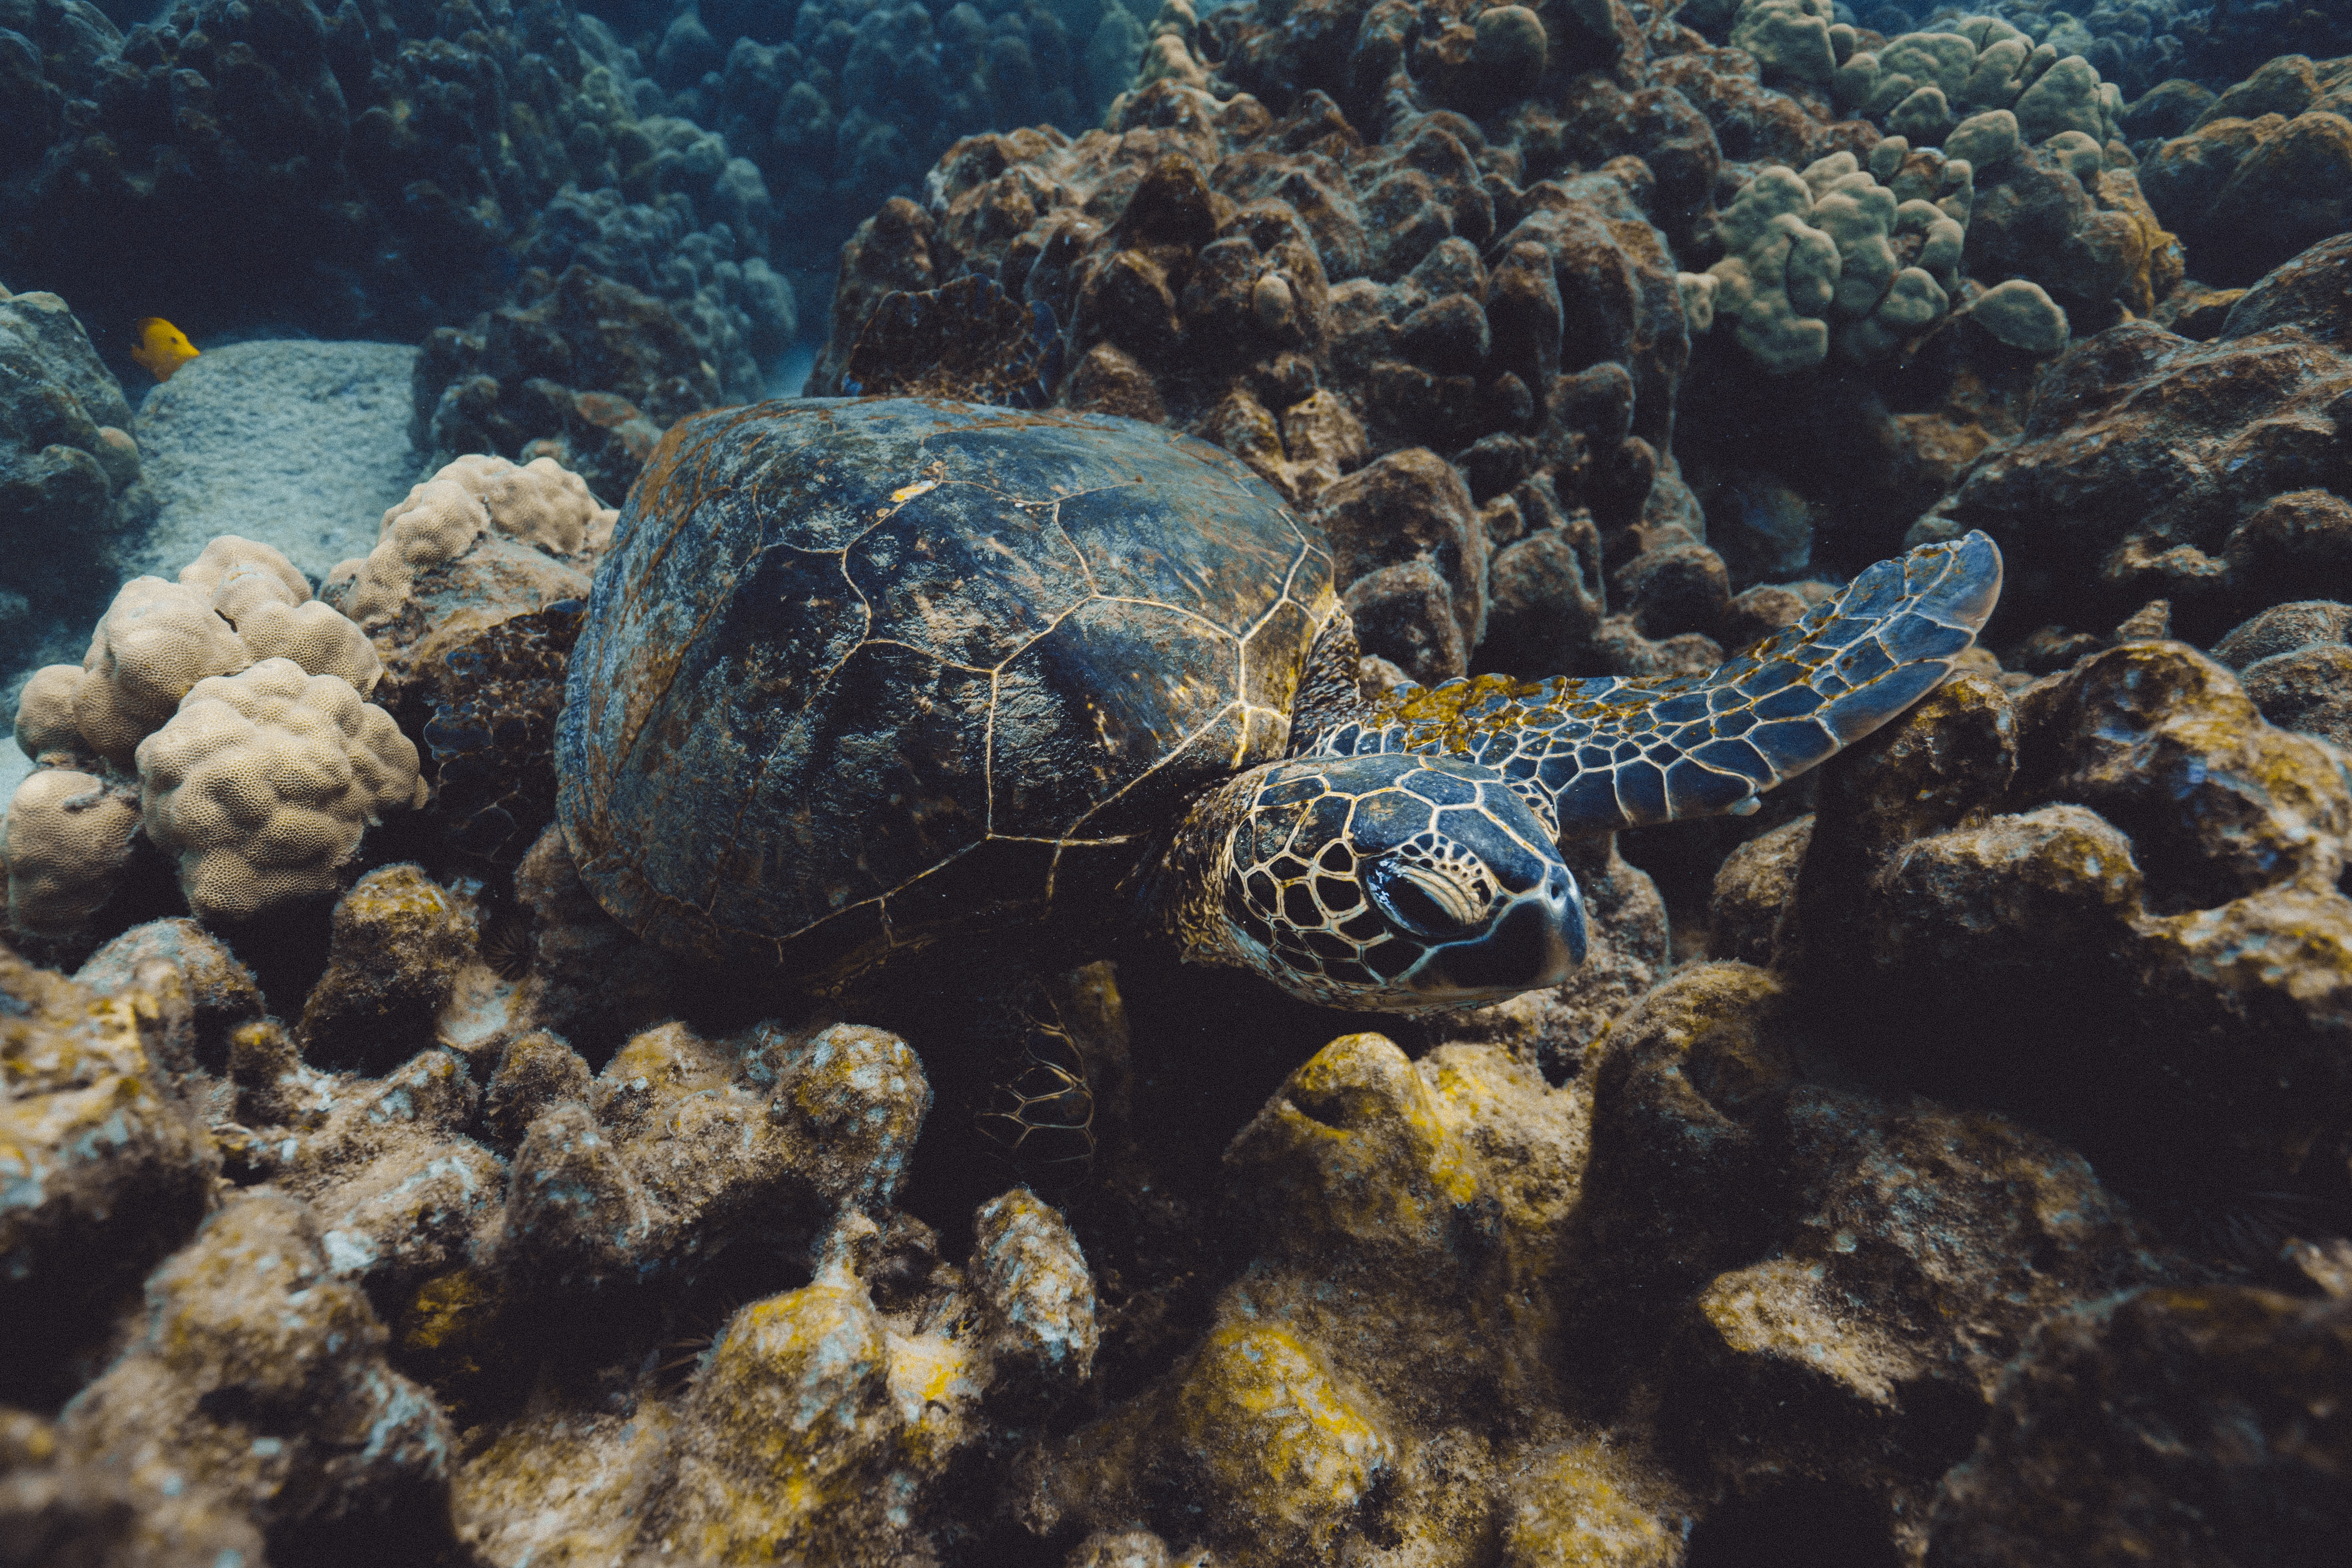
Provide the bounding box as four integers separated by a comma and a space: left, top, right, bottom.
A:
0, 768, 141, 935
39, 534, 382, 776
70, 576, 252, 767
6, 535, 408, 933
339, 454, 617, 631
136, 659, 426, 924
7, 453, 614, 936
1703, 152, 1971, 372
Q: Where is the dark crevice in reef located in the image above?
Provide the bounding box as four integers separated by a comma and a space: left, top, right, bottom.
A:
1685, 1480, 1903, 1568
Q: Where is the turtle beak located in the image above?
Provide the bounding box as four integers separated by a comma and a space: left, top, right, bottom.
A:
1411, 865, 1586, 1004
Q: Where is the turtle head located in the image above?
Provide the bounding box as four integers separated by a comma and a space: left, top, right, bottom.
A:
1184, 752, 1586, 1012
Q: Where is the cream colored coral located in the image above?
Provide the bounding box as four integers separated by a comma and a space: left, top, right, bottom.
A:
342, 475, 490, 630
412, 453, 616, 557
337, 453, 614, 630
176, 534, 386, 696
2, 767, 141, 934
13, 665, 86, 761
72, 577, 251, 767
179, 534, 310, 623
137, 659, 426, 923
427, 452, 519, 502
233, 601, 384, 697
482, 457, 618, 557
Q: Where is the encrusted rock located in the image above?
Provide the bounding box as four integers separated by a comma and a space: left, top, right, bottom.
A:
1783, 642, 2352, 1198
0, 945, 217, 1406
498, 1019, 927, 1289
53, 1191, 459, 1562
1926, 1287, 2352, 1567
1913, 232, 2352, 646
297, 866, 477, 1075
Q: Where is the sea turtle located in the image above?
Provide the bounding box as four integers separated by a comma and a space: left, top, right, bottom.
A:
555, 399, 1998, 1160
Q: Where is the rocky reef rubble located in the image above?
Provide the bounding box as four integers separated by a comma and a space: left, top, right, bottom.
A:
1910, 230, 2352, 654
0, 876, 1105, 1563
6, 632, 2349, 1561
6, 456, 2350, 1565
810, 0, 2220, 708
6, 2, 2352, 1565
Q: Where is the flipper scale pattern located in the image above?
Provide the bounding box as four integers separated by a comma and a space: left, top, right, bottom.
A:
1306, 531, 2003, 836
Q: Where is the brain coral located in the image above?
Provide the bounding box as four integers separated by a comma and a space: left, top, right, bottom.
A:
136, 659, 426, 924
44, 534, 389, 772
178, 534, 383, 697
5, 526, 437, 937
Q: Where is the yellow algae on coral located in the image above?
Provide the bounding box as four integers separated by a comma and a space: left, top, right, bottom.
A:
648, 1277, 894, 1562
1232, 1032, 1484, 1250
1172, 1322, 1392, 1549
455, 1406, 676, 1566
886, 1326, 987, 1467
399, 1266, 501, 1357
1697, 1255, 1922, 1407
1500, 1440, 1694, 1568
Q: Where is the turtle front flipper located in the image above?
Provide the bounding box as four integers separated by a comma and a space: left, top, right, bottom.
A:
1309, 530, 2003, 835
969, 975, 1098, 1190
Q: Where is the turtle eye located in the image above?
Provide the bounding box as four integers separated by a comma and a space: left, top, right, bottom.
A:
1364, 857, 1483, 942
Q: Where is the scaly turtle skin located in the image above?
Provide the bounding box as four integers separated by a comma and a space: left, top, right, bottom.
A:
557, 398, 2000, 1116
1155, 532, 2001, 1006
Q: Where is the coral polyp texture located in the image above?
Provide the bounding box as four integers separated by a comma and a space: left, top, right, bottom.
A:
137, 659, 427, 923
4, 449, 613, 936
6, 0, 2352, 1565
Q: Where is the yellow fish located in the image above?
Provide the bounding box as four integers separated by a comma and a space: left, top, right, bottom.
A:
130, 317, 199, 381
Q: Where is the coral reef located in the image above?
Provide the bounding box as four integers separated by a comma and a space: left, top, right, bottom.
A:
1925, 1279, 2352, 1568
667, 0, 1156, 282
4, 533, 416, 933
1911, 230, 2352, 650
0, 0, 792, 352
0, 0, 796, 510
2136, 51, 2352, 285
2217, 598, 2352, 750
7, 0, 2352, 1564
411, 263, 737, 505
1701, 147, 1971, 372
0, 942, 220, 1409
1773, 651, 2352, 1196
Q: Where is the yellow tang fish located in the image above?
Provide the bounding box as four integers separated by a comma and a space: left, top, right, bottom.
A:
130, 317, 199, 382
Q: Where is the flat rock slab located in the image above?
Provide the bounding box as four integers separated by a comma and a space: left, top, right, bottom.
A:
132, 340, 421, 586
